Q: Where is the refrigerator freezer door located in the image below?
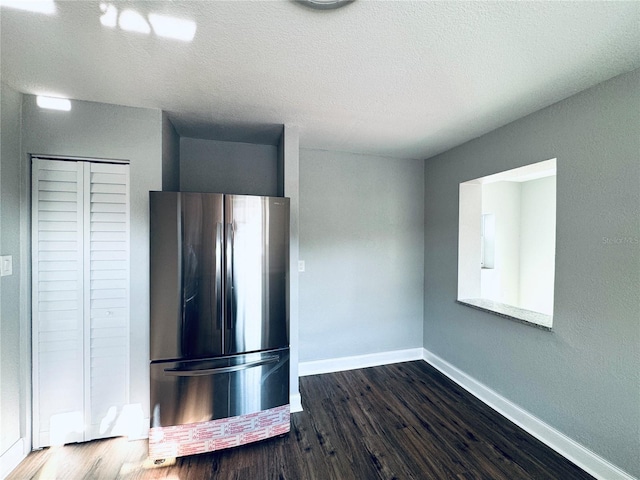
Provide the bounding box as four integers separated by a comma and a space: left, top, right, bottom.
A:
225, 196, 290, 354
150, 192, 225, 361
150, 348, 290, 428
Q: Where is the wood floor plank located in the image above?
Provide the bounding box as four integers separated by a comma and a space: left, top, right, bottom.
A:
300, 375, 382, 479
7, 361, 595, 480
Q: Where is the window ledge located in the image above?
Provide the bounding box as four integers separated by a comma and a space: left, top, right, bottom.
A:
457, 298, 553, 331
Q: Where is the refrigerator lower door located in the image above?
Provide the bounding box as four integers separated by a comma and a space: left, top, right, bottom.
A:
149, 348, 290, 460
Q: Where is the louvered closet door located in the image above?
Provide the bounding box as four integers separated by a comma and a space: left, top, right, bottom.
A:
32, 158, 130, 448
85, 162, 130, 440
32, 159, 85, 447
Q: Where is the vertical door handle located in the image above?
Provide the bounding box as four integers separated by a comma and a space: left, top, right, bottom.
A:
226, 223, 234, 331
215, 222, 223, 330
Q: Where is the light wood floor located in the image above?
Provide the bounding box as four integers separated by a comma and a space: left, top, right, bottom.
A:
8, 361, 594, 479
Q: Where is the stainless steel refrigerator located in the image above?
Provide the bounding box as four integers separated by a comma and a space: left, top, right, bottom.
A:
148, 192, 290, 460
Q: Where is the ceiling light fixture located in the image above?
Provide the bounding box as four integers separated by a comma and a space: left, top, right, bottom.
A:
0, 0, 56, 15
295, 0, 355, 10
118, 9, 150, 34
36, 96, 71, 111
148, 13, 196, 42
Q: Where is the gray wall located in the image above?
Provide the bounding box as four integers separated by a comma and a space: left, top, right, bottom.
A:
22, 96, 163, 423
423, 69, 640, 476
1, 83, 24, 458
299, 149, 424, 362
180, 137, 278, 196
161, 113, 180, 191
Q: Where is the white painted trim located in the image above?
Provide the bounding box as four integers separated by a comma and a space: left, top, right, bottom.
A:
422, 348, 637, 480
290, 393, 303, 413
299, 348, 423, 377
0, 438, 26, 480
283, 125, 302, 423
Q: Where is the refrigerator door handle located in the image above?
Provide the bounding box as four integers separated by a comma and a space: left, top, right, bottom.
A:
225, 222, 234, 331
163, 355, 280, 377
215, 222, 223, 331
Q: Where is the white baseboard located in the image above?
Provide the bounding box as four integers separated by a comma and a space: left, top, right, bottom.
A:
1, 438, 26, 480
290, 393, 303, 413
298, 348, 423, 377
422, 348, 636, 480
127, 417, 150, 440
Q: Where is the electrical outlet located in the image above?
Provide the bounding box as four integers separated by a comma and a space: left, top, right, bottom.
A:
298, 260, 305, 272
1, 255, 12, 277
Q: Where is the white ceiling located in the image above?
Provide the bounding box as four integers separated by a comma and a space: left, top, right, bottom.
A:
1, 1, 639, 159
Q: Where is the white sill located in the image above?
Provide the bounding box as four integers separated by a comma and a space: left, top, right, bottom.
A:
457, 298, 553, 331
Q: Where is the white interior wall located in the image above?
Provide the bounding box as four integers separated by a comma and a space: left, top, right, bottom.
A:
457, 183, 482, 300
481, 181, 522, 306
518, 176, 556, 314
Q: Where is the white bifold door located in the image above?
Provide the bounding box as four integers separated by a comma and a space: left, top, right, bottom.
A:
32, 158, 130, 448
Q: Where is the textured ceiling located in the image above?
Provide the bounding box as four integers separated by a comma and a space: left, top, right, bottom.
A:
1, 1, 639, 159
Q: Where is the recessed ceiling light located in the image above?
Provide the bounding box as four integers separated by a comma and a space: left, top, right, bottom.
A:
148, 13, 196, 42
0, 0, 56, 15
36, 96, 71, 111
118, 9, 150, 34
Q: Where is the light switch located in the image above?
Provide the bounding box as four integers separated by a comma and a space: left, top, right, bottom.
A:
1, 255, 12, 277
298, 260, 305, 272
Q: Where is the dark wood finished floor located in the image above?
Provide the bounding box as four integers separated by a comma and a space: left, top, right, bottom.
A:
8, 361, 594, 480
